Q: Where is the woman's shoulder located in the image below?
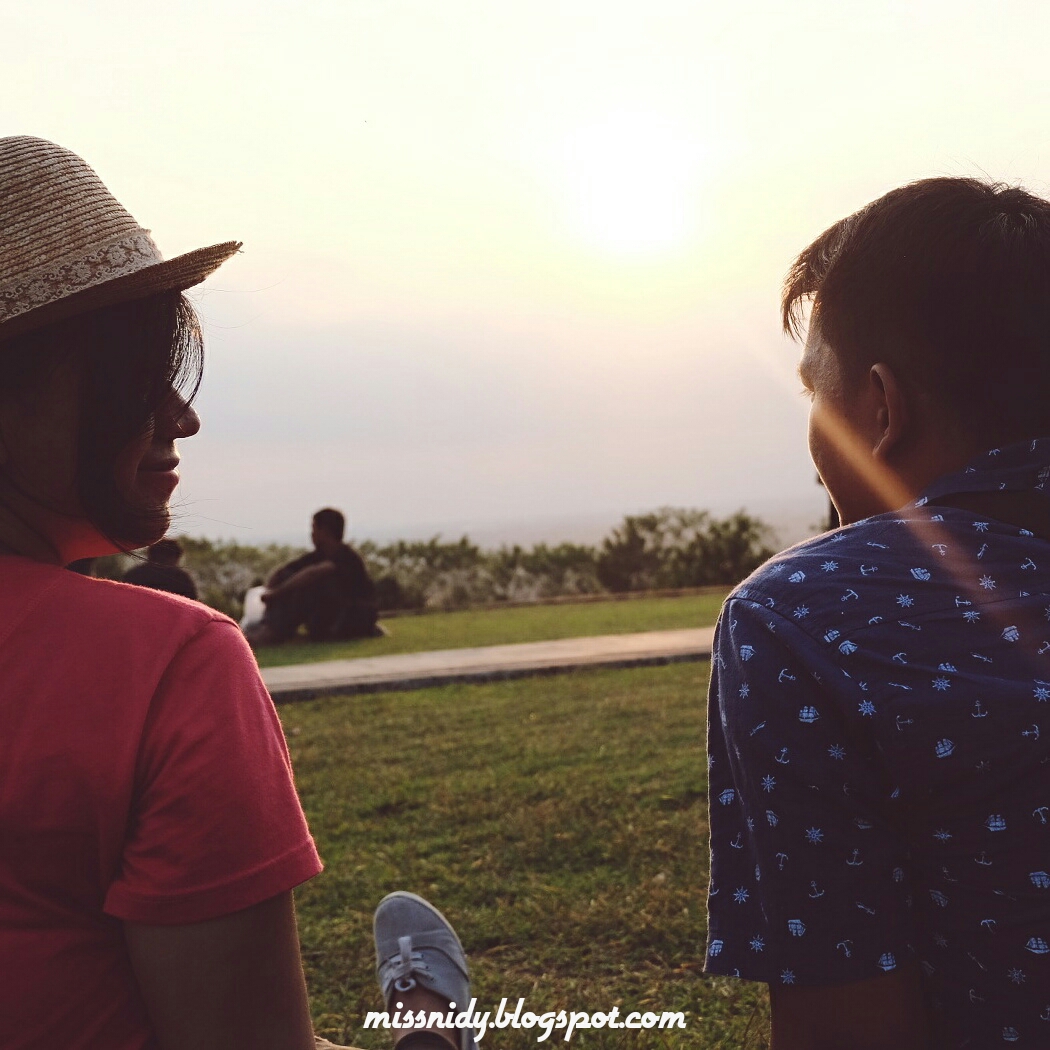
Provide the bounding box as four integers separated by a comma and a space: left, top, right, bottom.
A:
5, 558, 234, 641
80, 573, 232, 630
0, 559, 255, 701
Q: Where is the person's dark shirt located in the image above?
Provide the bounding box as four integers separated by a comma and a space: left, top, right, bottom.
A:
283, 544, 376, 607
123, 563, 199, 601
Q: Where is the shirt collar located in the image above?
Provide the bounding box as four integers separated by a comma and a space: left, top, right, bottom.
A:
915, 437, 1050, 507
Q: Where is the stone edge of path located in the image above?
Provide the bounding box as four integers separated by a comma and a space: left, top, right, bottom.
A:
270, 649, 708, 704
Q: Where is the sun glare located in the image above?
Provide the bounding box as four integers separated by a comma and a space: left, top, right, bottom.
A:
555, 110, 707, 257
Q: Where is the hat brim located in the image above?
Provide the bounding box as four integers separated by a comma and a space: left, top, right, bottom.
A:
0, 240, 242, 343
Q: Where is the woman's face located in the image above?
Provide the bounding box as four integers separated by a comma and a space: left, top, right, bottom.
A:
0, 352, 200, 561
111, 389, 201, 531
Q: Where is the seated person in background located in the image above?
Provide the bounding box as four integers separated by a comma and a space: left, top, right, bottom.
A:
246, 508, 380, 645
123, 538, 199, 600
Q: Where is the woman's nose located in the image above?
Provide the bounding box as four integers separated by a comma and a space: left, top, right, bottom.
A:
174, 401, 202, 438
159, 394, 201, 439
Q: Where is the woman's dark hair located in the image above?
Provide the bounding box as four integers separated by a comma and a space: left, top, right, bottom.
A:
783, 177, 1050, 444
0, 290, 203, 547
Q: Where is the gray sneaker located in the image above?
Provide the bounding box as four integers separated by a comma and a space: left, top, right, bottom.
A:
373, 891, 478, 1050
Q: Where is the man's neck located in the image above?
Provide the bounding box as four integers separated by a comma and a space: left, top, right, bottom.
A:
315, 539, 342, 559
884, 425, 989, 509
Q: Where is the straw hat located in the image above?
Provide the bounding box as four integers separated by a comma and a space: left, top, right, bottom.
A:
0, 136, 240, 341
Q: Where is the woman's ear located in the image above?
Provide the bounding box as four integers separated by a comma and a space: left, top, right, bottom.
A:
869, 362, 908, 461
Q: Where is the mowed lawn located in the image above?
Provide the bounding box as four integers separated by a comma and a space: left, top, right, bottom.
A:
284, 661, 769, 1049
256, 592, 727, 669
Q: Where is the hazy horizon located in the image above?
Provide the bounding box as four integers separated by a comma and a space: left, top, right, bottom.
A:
178, 492, 829, 554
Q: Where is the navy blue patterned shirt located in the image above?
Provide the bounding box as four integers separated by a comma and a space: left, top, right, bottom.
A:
706, 439, 1050, 1047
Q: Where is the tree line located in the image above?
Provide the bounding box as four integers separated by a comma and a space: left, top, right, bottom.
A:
95, 507, 776, 619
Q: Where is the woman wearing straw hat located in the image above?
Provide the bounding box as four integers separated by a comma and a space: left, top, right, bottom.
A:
0, 138, 476, 1050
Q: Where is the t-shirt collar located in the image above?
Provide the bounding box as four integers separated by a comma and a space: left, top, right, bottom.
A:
914, 436, 1050, 507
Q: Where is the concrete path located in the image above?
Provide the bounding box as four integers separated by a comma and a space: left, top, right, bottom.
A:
263, 626, 714, 703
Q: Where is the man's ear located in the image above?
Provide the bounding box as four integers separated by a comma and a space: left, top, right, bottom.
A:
869, 362, 908, 461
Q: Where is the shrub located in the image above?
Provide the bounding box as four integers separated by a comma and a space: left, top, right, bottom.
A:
597, 508, 775, 592
91, 506, 775, 616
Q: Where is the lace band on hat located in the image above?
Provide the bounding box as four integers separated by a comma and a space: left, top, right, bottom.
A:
0, 229, 163, 325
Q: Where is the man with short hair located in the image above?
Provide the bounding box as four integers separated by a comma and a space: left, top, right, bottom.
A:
123, 537, 199, 600
246, 508, 379, 645
706, 178, 1050, 1049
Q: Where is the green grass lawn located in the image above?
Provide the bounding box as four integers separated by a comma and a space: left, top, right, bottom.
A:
286, 661, 769, 1049
256, 592, 727, 669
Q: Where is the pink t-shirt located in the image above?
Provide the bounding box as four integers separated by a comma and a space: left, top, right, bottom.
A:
0, 557, 323, 1049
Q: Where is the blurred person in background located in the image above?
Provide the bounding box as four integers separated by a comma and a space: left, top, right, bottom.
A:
245, 507, 381, 646
123, 537, 198, 600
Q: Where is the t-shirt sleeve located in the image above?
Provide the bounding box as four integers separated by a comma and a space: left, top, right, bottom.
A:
333, 546, 375, 603
104, 619, 322, 924
272, 552, 314, 586
705, 598, 915, 988
175, 568, 198, 601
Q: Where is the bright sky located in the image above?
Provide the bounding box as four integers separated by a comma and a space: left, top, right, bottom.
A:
5, 1, 1050, 545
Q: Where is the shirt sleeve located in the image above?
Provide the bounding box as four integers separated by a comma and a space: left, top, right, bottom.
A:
705, 598, 916, 988
273, 552, 314, 586
175, 568, 198, 601
104, 619, 322, 924
333, 546, 375, 603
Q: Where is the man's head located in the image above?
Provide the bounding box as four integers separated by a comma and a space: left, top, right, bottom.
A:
785, 177, 1050, 524
311, 507, 345, 551
147, 538, 183, 567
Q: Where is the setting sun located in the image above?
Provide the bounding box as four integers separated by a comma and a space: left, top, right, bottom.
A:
554, 110, 707, 256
